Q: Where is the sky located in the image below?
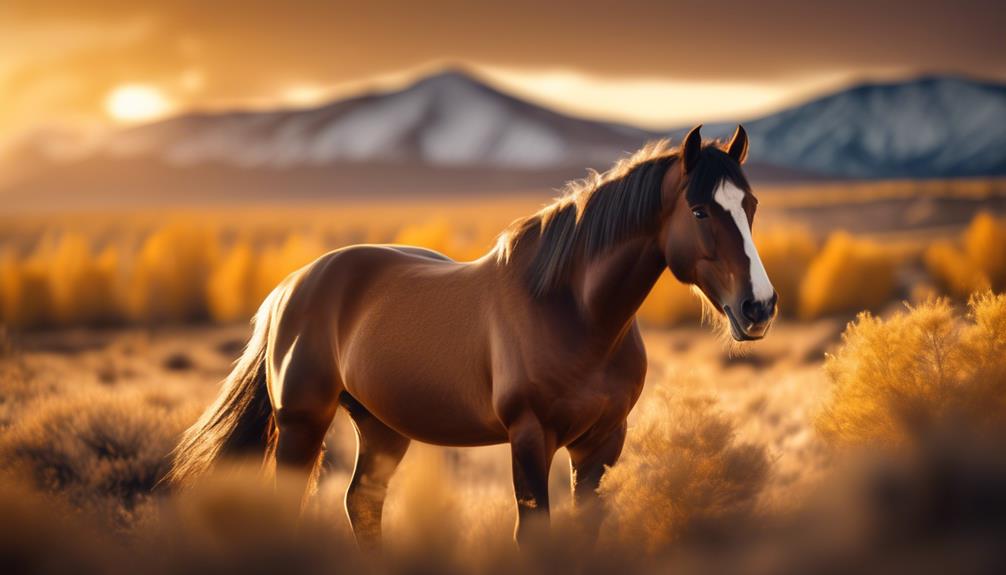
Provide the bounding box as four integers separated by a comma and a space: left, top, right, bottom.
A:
1, 0, 1004, 141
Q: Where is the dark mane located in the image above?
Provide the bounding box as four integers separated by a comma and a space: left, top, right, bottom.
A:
495, 140, 747, 296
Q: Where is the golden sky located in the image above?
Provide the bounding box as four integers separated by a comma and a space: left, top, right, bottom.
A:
1, 0, 1003, 140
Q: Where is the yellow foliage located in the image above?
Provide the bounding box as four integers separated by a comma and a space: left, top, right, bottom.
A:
0, 248, 54, 328
599, 391, 769, 550
924, 240, 990, 298
818, 292, 1006, 446
128, 223, 214, 323
963, 212, 1006, 290
255, 233, 326, 303
48, 234, 120, 325
393, 217, 486, 261
207, 240, 258, 323
799, 232, 896, 319
926, 212, 1006, 297
756, 227, 818, 317
637, 272, 702, 327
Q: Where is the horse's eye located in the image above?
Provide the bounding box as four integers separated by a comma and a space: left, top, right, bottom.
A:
692, 207, 709, 219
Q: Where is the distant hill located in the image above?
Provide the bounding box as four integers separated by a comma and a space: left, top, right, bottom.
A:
1, 71, 1003, 208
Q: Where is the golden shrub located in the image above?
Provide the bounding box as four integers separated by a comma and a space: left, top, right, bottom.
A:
599, 391, 769, 550
128, 223, 214, 323
926, 212, 1006, 297
48, 234, 121, 325
255, 232, 325, 304
0, 386, 197, 525
756, 227, 818, 317
207, 240, 258, 323
637, 272, 702, 328
799, 232, 896, 319
393, 217, 487, 261
963, 212, 1006, 290
818, 292, 1006, 446
924, 240, 990, 298
0, 248, 54, 328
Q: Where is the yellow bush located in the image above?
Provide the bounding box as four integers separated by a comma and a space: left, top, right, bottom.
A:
599, 391, 769, 550
963, 212, 1006, 290
637, 272, 702, 327
818, 292, 1006, 446
924, 240, 989, 298
393, 218, 487, 261
255, 232, 325, 303
926, 212, 1006, 297
756, 227, 818, 317
48, 234, 121, 325
128, 223, 214, 323
0, 249, 54, 329
799, 232, 896, 319
207, 240, 258, 323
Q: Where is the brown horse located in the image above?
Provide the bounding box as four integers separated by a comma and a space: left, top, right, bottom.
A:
166, 124, 777, 548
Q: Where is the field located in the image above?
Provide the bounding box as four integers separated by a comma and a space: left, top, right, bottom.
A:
2, 182, 1006, 573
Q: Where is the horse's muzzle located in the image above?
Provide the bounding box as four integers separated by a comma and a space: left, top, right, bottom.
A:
723, 304, 773, 341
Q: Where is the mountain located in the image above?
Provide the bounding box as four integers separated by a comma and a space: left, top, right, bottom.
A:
1, 71, 1003, 208
683, 75, 1006, 179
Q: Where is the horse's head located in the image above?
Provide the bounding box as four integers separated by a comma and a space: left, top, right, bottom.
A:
659, 125, 777, 341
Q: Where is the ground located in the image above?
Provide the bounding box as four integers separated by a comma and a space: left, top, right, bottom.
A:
0, 318, 839, 527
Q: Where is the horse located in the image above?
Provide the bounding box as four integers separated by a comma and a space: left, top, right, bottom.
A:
165, 124, 777, 548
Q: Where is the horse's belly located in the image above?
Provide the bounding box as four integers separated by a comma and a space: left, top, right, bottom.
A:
340, 320, 505, 446
343, 366, 506, 446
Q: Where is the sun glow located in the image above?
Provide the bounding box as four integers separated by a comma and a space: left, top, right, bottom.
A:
105, 84, 174, 123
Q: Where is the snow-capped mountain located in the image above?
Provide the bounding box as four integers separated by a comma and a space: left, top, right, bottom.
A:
687, 76, 1006, 179
97, 70, 652, 171
1, 71, 1003, 207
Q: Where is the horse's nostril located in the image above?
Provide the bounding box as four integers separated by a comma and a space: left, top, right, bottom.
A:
741, 299, 759, 323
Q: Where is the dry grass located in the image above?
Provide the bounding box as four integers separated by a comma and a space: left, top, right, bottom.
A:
0, 385, 200, 526
1, 314, 1005, 573
818, 291, 1006, 446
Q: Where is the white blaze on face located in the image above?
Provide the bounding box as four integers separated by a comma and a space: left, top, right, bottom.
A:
713, 181, 775, 302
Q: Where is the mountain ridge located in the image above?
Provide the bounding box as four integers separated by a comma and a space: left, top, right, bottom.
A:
1, 70, 1003, 207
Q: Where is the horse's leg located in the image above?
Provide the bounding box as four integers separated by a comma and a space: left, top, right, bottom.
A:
508, 413, 556, 547
567, 420, 627, 540
343, 395, 410, 550
274, 406, 337, 510
272, 336, 340, 511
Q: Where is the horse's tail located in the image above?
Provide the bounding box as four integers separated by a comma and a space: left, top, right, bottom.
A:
163, 292, 278, 488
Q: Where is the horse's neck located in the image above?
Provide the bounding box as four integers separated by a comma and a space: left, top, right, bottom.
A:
577, 236, 666, 335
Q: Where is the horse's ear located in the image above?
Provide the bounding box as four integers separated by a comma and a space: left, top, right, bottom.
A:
725, 124, 748, 165
681, 124, 703, 174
